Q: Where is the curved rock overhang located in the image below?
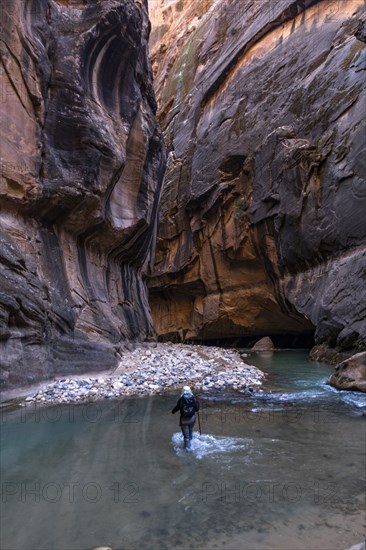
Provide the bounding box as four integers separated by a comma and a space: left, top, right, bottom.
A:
0, 0, 166, 388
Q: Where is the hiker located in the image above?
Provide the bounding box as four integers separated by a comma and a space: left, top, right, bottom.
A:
172, 386, 200, 450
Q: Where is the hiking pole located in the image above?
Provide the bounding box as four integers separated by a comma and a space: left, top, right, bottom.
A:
197, 410, 202, 435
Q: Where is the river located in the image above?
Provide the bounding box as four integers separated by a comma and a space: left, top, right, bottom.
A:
1, 351, 365, 550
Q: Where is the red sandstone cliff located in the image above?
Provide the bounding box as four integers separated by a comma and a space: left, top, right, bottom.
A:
148, 0, 366, 351
0, 0, 166, 387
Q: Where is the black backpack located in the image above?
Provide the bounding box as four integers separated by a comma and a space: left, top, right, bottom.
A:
180, 395, 195, 418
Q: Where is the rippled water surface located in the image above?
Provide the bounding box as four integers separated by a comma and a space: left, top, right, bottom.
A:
1, 351, 365, 550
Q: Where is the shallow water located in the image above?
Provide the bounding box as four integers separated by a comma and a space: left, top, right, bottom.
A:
1, 351, 365, 550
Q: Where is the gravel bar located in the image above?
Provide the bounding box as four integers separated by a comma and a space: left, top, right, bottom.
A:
22, 343, 265, 406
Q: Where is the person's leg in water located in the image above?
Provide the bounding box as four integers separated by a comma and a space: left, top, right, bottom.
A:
181, 424, 190, 449
181, 417, 195, 450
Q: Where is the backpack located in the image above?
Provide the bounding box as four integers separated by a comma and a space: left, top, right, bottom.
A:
180, 395, 195, 418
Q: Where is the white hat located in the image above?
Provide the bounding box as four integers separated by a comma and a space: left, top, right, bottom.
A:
181, 385, 193, 396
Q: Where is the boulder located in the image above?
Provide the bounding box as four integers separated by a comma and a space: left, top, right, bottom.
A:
251, 337, 275, 351
327, 352, 366, 392
309, 344, 353, 366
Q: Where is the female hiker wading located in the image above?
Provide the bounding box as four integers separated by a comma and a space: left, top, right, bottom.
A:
172, 386, 200, 450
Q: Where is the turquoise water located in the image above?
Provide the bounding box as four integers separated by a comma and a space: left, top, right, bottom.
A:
1, 351, 365, 550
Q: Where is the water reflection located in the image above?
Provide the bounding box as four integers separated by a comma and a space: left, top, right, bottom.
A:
1, 352, 365, 550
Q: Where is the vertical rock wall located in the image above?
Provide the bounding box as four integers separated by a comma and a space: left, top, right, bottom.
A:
0, 0, 166, 388
148, 0, 366, 350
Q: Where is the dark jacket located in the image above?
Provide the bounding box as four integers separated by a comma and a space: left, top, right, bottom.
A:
172, 395, 199, 425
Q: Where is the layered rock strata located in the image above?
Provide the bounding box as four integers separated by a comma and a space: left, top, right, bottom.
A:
148, 0, 366, 351
0, 0, 165, 388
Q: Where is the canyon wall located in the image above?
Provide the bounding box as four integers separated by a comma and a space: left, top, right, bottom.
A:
148, 0, 366, 350
0, 0, 166, 388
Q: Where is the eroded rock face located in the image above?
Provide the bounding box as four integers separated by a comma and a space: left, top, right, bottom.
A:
0, 0, 165, 388
148, 0, 366, 349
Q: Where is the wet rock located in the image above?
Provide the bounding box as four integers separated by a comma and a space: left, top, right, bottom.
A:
309, 344, 354, 366
327, 352, 366, 392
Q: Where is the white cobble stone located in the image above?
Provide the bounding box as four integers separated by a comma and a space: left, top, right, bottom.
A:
22, 343, 265, 406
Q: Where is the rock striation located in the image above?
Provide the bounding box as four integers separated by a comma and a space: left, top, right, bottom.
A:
148, 0, 366, 352
0, 0, 166, 388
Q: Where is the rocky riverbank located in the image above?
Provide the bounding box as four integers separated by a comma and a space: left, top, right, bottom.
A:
21, 344, 265, 406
